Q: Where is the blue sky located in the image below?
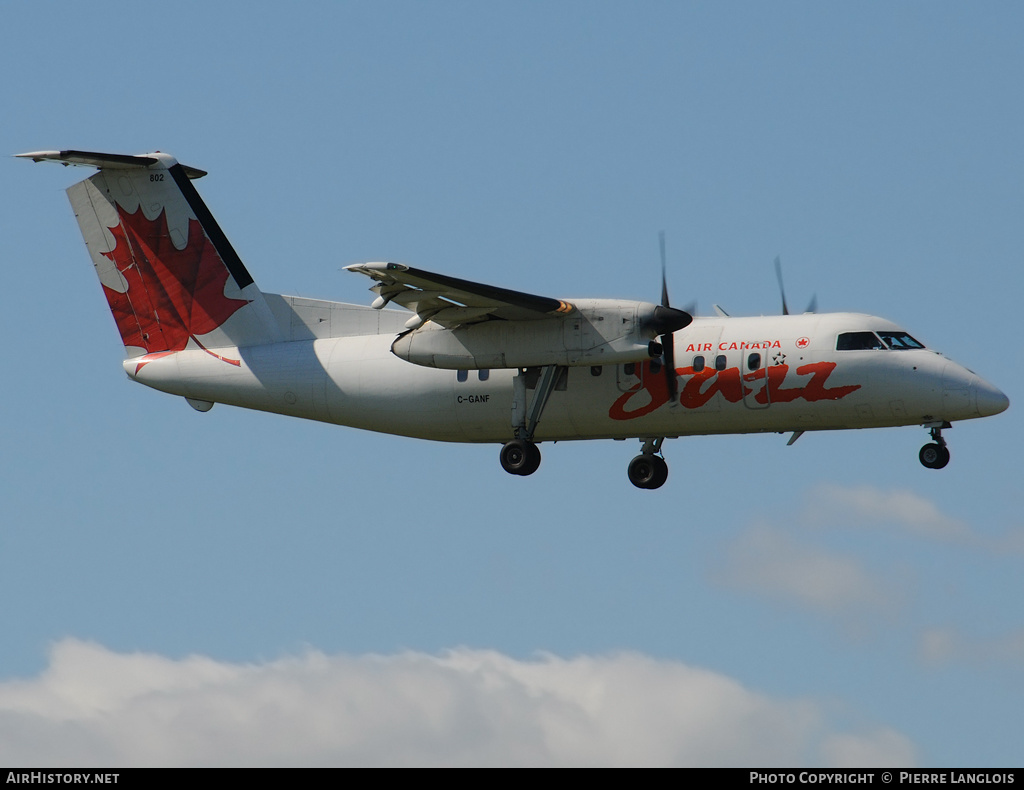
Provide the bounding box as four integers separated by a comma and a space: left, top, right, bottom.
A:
2, 1, 1021, 766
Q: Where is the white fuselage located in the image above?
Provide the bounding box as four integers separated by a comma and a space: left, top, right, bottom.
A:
124, 303, 1005, 444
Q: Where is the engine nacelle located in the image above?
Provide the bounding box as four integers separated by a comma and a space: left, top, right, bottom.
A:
391, 299, 684, 369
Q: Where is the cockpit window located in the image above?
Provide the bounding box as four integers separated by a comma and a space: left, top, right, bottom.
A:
878, 331, 925, 350
836, 331, 885, 351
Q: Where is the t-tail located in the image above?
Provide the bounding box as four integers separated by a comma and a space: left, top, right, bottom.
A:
17, 150, 282, 364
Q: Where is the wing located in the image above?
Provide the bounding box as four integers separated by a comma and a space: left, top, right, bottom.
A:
346, 262, 574, 329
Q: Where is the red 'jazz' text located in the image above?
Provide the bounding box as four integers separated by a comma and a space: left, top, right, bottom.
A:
609, 360, 860, 420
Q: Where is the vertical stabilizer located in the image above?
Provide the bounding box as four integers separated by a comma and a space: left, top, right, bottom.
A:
19, 150, 281, 359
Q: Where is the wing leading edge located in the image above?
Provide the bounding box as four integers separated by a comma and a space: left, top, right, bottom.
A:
346, 262, 574, 329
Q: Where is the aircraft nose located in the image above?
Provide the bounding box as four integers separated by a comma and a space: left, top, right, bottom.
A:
975, 378, 1010, 417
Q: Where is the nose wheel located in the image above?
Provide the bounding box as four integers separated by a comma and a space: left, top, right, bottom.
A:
919, 443, 950, 469
919, 423, 951, 469
628, 437, 669, 489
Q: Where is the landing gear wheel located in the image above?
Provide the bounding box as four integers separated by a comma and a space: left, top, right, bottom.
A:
628, 454, 668, 490
919, 443, 950, 469
649, 455, 668, 489
500, 439, 542, 476
523, 442, 541, 475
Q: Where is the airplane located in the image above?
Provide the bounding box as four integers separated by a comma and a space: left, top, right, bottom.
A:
18, 149, 1010, 489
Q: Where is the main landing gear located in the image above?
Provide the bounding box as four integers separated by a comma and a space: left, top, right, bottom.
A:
919, 422, 951, 469
498, 367, 671, 489
500, 438, 542, 476
628, 437, 669, 490
499, 365, 565, 478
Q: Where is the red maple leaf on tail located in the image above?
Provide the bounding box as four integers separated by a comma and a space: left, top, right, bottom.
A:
100, 206, 248, 369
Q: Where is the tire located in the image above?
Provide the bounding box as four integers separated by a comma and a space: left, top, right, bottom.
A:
522, 441, 542, 476
500, 439, 541, 476
628, 454, 661, 489
648, 456, 669, 489
919, 443, 950, 469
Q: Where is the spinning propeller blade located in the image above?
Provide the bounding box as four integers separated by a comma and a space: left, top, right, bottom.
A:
775, 255, 817, 314
774, 255, 789, 315
659, 232, 681, 400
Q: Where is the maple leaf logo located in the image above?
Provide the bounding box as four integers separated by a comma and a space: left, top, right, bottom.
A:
100, 205, 248, 368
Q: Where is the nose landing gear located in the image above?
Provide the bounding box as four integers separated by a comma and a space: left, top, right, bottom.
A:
919, 423, 951, 469
628, 437, 669, 489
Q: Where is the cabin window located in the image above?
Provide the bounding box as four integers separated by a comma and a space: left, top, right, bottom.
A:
591, 366, 602, 377
456, 369, 468, 382
693, 355, 705, 372
836, 331, 885, 351
478, 369, 489, 381
878, 331, 925, 350
649, 359, 662, 374
747, 353, 761, 371
624, 362, 636, 376
715, 354, 727, 371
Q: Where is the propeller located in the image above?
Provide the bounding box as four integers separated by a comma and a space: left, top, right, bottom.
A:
774, 255, 817, 315
657, 232, 692, 401
774, 255, 790, 316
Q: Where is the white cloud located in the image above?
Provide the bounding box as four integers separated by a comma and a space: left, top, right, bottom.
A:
820, 729, 918, 768
0, 639, 916, 768
804, 485, 971, 541
801, 484, 1024, 558
920, 627, 1024, 668
719, 524, 894, 615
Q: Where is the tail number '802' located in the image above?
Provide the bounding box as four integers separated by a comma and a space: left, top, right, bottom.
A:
149, 174, 164, 182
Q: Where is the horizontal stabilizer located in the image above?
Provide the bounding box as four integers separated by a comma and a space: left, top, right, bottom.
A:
16, 149, 208, 179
